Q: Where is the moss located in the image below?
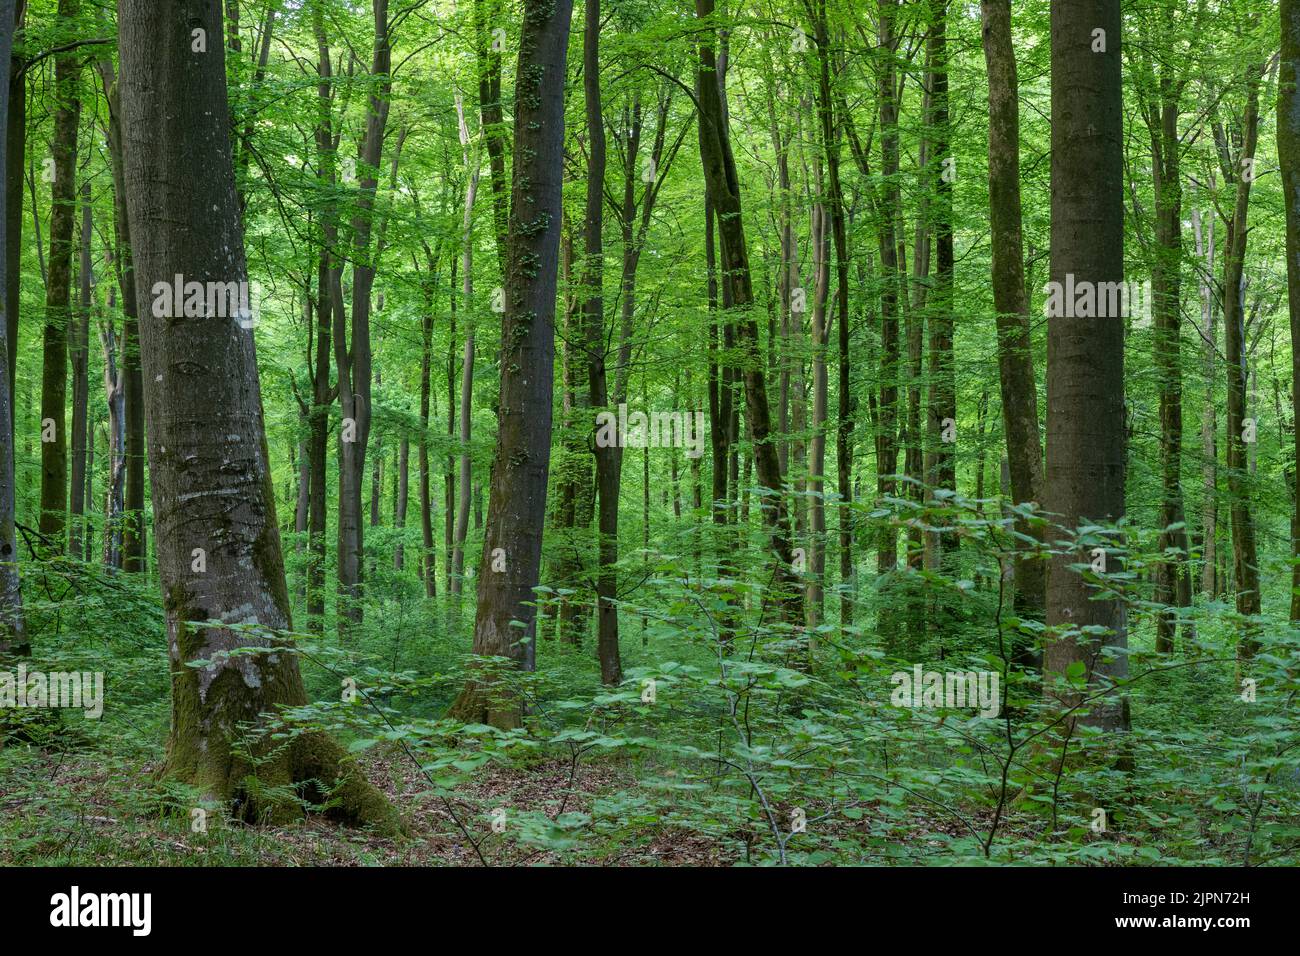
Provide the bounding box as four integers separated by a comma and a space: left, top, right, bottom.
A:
446, 678, 523, 731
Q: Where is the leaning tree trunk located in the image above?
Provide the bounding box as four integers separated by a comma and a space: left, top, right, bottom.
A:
447, 0, 575, 728
981, 0, 1045, 645
0, 0, 25, 656
1043, 0, 1130, 734
695, 0, 802, 626
1282, 0, 1300, 622
117, 0, 397, 829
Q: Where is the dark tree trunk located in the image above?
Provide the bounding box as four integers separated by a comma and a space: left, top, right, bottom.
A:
394, 436, 408, 570
694, 0, 802, 626
117, 0, 397, 829
875, 0, 901, 575
447, 0, 575, 728
813, 0, 854, 627
1282, 0, 1300, 622
39, 0, 82, 549
582, 0, 622, 685
0, 0, 25, 655
1143, 60, 1192, 652
1224, 64, 1265, 658
925, 4, 957, 568
981, 0, 1045, 637
336, 0, 392, 633
70, 180, 92, 558
1043, 0, 1129, 733
3, 0, 22, 416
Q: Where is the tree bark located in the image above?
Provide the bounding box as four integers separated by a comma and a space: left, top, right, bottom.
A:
925, 3, 957, 570
69, 179, 92, 558
118, 0, 397, 829
1282, 1, 1300, 621
0, 0, 25, 656
39, 0, 82, 549
1224, 64, 1265, 658
447, 0, 575, 728
694, 0, 802, 626
3, 0, 23, 416
582, 0, 622, 685
981, 0, 1045, 637
1043, 0, 1130, 734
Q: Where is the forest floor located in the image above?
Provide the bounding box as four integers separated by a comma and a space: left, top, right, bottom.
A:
0, 740, 1047, 866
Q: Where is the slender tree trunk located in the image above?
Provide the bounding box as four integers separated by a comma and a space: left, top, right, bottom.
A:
1192, 203, 1218, 597
695, 0, 802, 625
1224, 64, 1265, 658
1146, 76, 1191, 652
3, 0, 23, 417
926, 4, 957, 569
118, 0, 397, 828
447, 0, 574, 728
394, 437, 408, 570
336, 0, 392, 633
1282, 1, 1300, 620
98, 56, 146, 573
69, 179, 92, 558
39, 0, 82, 549
100, 318, 125, 570
583, 0, 622, 685
450, 95, 478, 599
0, 0, 25, 655
875, 0, 902, 575
417, 271, 437, 597
1043, 0, 1130, 734
981, 0, 1045, 637
812, 2, 854, 626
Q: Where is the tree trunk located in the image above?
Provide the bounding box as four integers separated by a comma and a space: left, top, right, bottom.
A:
99, 317, 125, 571
981, 0, 1046, 639
450, 95, 478, 599
335, 0, 392, 634
925, 4, 957, 569
39, 0, 82, 549
3, 0, 23, 417
582, 0, 622, 685
1282, 1, 1300, 621
1191, 203, 1218, 597
694, 0, 802, 625
812, 1, 854, 627
118, 0, 397, 829
1043, 0, 1130, 734
69, 180, 92, 559
447, 0, 575, 728
875, 0, 902, 576
1224, 64, 1265, 658
97, 55, 147, 573
0, 0, 25, 655
1144, 68, 1191, 652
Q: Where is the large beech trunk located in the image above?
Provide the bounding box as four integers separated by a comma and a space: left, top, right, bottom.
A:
117, 0, 397, 828
1043, 0, 1129, 733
